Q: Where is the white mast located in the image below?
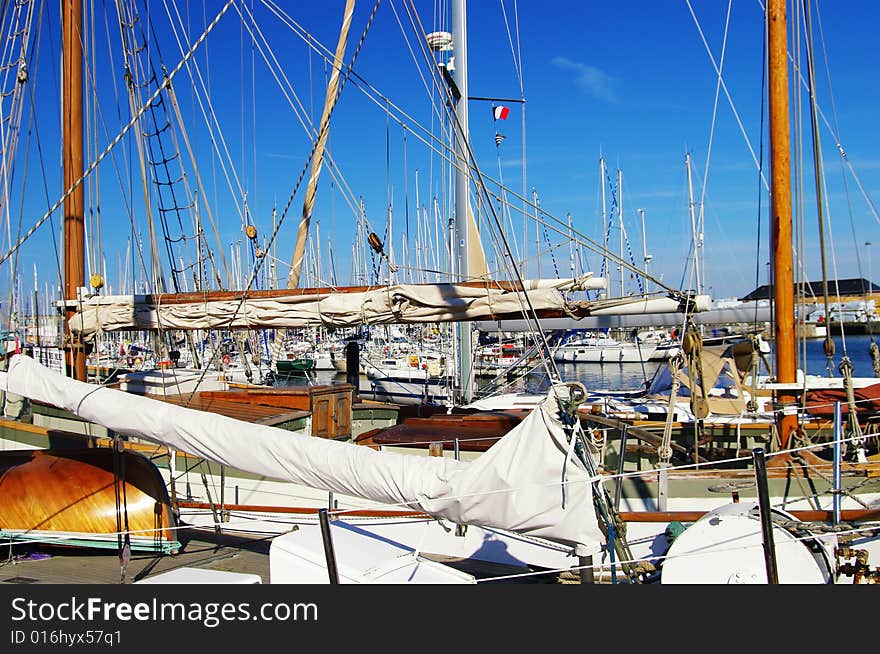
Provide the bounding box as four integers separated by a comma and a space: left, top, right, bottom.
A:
533, 188, 540, 279
451, 0, 473, 403
600, 155, 608, 298
638, 207, 651, 294
617, 167, 624, 297
685, 151, 702, 296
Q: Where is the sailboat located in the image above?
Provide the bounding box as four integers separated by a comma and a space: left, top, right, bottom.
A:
1, 0, 877, 586
0, 0, 683, 578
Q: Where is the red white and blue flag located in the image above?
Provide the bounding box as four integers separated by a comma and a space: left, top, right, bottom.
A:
493, 105, 510, 121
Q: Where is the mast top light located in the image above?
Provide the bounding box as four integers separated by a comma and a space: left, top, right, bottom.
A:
426, 31, 453, 52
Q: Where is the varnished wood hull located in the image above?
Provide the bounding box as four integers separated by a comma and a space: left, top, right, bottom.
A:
356, 410, 529, 451
0, 449, 179, 553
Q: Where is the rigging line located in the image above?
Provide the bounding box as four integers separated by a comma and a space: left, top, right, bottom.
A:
320, 416, 880, 521
278, 0, 470, 174
493, 121, 521, 265
754, 0, 880, 228
401, 1, 562, 384
801, 0, 841, 359
498, 0, 523, 91
697, 0, 732, 282
0, 1, 34, 301
22, 27, 62, 293
814, 0, 865, 297
259, 0, 465, 205
801, 1, 847, 357
685, 0, 769, 192
123, 5, 228, 286
161, 0, 248, 234
386, 0, 445, 121
87, 0, 98, 279
0, 0, 235, 268
180, 0, 383, 405
235, 4, 368, 234
238, 3, 395, 253
131, 17, 199, 243
267, 0, 381, 245
487, 184, 670, 294
752, 13, 767, 336
264, 0, 449, 136
265, 0, 451, 180
105, 2, 165, 291
403, 126, 410, 282
131, 30, 223, 300
288, 0, 374, 289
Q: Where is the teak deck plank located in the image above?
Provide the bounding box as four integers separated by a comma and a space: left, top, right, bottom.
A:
144, 392, 309, 426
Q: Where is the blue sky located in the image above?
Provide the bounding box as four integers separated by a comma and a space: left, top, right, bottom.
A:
5, 0, 880, 313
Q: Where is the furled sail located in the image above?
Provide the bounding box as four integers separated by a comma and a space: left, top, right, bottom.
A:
67, 277, 607, 338
2, 355, 604, 554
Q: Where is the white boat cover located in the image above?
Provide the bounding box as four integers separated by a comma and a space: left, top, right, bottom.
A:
5, 355, 604, 554
68, 278, 606, 338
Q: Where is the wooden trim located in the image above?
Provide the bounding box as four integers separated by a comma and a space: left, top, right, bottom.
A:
619, 509, 880, 523
176, 501, 880, 525
176, 500, 429, 519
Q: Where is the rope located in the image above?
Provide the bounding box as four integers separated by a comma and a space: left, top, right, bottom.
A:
287, 0, 355, 288
839, 356, 865, 446
0, 0, 235, 268
658, 353, 682, 465
685, 0, 769, 191
682, 326, 708, 425
870, 341, 880, 378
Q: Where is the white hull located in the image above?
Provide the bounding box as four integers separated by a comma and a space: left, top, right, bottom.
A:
358, 376, 451, 405
553, 343, 657, 363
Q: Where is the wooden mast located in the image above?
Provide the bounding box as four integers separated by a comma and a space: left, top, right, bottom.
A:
286, 0, 355, 288
767, 0, 797, 448
62, 0, 86, 381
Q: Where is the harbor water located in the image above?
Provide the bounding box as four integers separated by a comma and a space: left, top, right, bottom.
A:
275, 334, 880, 396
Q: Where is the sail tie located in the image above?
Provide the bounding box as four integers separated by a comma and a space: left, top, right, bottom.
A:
658, 353, 683, 465
839, 356, 866, 460
682, 326, 708, 420
747, 334, 760, 412
870, 340, 880, 378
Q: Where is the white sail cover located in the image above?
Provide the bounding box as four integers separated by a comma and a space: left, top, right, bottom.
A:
67, 278, 605, 338
4, 355, 604, 554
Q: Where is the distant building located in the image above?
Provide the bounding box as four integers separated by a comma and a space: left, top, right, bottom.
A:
740, 278, 879, 304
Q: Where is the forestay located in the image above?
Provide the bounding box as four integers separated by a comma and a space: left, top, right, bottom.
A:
3, 355, 604, 554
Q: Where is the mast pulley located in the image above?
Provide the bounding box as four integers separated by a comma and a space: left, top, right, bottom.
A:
367, 232, 398, 272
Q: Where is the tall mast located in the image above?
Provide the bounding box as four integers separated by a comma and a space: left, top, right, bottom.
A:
639, 208, 651, 294
768, 0, 797, 448
287, 0, 355, 289
600, 155, 607, 296
452, 0, 473, 403
63, 0, 86, 381
617, 167, 624, 297
686, 151, 702, 296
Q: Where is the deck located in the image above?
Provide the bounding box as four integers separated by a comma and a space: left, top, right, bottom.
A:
0, 526, 562, 585
0, 528, 272, 584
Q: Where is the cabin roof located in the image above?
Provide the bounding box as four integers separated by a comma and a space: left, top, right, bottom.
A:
740, 278, 879, 301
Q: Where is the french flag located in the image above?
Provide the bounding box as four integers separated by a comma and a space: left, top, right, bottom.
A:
493, 105, 510, 121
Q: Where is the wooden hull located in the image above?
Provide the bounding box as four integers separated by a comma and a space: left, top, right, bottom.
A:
0, 449, 179, 553
357, 410, 529, 451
